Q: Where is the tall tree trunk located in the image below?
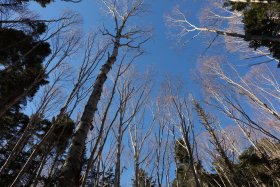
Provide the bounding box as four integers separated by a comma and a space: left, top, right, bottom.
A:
173, 99, 202, 187
197, 27, 280, 43
47, 153, 60, 185
134, 153, 140, 187
114, 123, 123, 187
193, 100, 241, 186
95, 153, 102, 187
58, 35, 122, 186
32, 151, 49, 187
80, 63, 121, 187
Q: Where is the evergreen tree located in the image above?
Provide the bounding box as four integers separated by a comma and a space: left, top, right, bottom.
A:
0, 4, 52, 184
86, 167, 115, 187
237, 139, 280, 186
0, 26, 51, 114
172, 137, 280, 187
172, 139, 199, 187
0, 118, 51, 186
133, 169, 155, 187
225, 1, 280, 67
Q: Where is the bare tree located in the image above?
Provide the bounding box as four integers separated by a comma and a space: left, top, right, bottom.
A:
194, 55, 280, 180
153, 95, 173, 187
112, 62, 149, 187
165, 6, 280, 45
156, 76, 202, 187
57, 0, 150, 186
80, 53, 141, 187
198, 57, 280, 139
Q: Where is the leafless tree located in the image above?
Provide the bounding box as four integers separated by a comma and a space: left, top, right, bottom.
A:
153, 92, 173, 187
165, 3, 280, 68
166, 6, 280, 44
172, 97, 202, 187
120, 68, 153, 187
196, 56, 280, 161
156, 77, 202, 187
80, 52, 142, 187
58, 0, 151, 186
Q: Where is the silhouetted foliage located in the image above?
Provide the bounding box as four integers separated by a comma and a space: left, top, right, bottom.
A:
225, 1, 280, 67
0, 27, 51, 113
0, 0, 53, 8
132, 169, 155, 187
0, 118, 52, 186
86, 167, 115, 187
173, 138, 280, 187
172, 139, 202, 187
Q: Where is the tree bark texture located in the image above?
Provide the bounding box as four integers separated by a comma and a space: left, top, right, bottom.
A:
58, 37, 121, 187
